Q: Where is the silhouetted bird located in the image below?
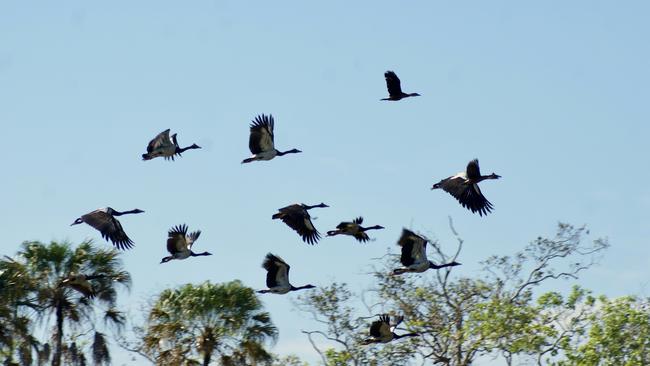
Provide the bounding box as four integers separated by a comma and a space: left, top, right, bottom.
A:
381, 71, 420, 101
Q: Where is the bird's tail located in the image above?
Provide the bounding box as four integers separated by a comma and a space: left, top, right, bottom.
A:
392, 268, 408, 275
256, 289, 270, 294
326, 230, 340, 236
241, 157, 255, 164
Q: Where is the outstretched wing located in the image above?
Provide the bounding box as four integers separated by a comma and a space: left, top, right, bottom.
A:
147, 129, 172, 153
83, 211, 134, 250
285, 211, 320, 245
263, 253, 290, 288
466, 159, 481, 180
186, 230, 201, 249
384, 71, 403, 97
397, 229, 426, 266
437, 176, 494, 216
167, 224, 189, 254
249, 114, 275, 154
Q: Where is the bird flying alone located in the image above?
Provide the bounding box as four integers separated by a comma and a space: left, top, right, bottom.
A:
142, 129, 201, 161
326, 217, 384, 243
71, 207, 144, 250
393, 228, 461, 275
362, 314, 419, 345
241, 114, 301, 164
431, 159, 501, 216
257, 253, 315, 294
160, 224, 211, 263
272, 203, 329, 245
381, 71, 420, 101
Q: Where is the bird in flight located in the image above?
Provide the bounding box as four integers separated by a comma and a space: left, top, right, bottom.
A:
241, 114, 301, 164
71, 207, 144, 250
142, 129, 201, 161
381, 71, 420, 101
326, 217, 384, 243
432, 159, 501, 216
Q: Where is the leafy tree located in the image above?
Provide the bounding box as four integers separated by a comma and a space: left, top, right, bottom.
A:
298, 222, 609, 366
136, 280, 278, 366
550, 293, 650, 366
7, 240, 131, 366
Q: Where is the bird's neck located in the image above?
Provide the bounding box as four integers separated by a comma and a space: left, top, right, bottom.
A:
290, 285, 312, 291
114, 209, 139, 216
190, 251, 210, 257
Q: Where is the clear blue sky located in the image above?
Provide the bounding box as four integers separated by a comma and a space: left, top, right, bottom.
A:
1, 1, 649, 365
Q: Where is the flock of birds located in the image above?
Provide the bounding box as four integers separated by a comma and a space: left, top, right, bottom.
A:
62, 71, 500, 345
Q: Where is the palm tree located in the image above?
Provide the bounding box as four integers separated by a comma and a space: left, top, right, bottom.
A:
15, 240, 131, 366
0, 257, 42, 365
142, 280, 278, 366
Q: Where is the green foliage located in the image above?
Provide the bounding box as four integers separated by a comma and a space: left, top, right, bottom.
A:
140, 280, 278, 366
297, 223, 611, 366
0, 240, 130, 366
556, 295, 650, 366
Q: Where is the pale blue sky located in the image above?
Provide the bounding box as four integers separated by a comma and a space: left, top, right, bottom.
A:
1, 1, 649, 365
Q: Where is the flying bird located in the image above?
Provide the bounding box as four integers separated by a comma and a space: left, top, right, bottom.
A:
71, 207, 144, 250
272, 203, 329, 245
160, 224, 211, 263
381, 71, 420, 101
326, 217, 384, 243
241, 114, 301, 163
60, 273, 106, 298
361, 314, 419, 344
393, 229, 461, 275
142, 129, 201, 161
257, 253, 315, 294
431, 159, 501, 216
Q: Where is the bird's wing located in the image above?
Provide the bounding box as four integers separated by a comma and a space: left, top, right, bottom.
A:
353, 217, 364, 225
167, 224, 189, 253
465, 159, 481, 181
186, 230, 201, 249
147, 129, 172, 153
384, 71, 403, 97
280, 210, 321, 245
437, 175, 469, 201
82, 211, 134, 250
463, 183, 494, 216
370, 315, 392, 338
440, 177, 493, 216
335, 221, 352, 230
353, 232, 370, 243
369, 320, 385, 338
263, 254, 289, 288
249, 114, 275, 154
398, 229, 426, 265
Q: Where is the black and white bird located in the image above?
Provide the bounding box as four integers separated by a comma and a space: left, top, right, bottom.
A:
71, 207, 144, 250
142, 129, 201, 161
60, 273, 106, 298
362, 314, 419, 345
272, 203, 329, 245
326, 217, 384, 243
432, 159, 501, 216
160, 224, 211, 263
393, 229, 461, 275
257, 253, 315, 294
381, 71, 420, 101
241, 114, 301, 164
